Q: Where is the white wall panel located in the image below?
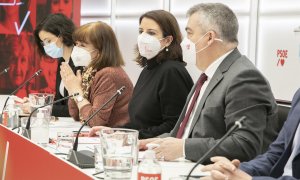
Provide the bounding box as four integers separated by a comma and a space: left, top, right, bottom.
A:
81, 18, 111, 26
238, 16, 250, 57
170, 0, 251, 16
260, 0, 300, 14
81, 0, 111, 16
257, 16, 300, 101
256, 0, 300, 101
115, 19, 141, 84
115, 0, 163, 16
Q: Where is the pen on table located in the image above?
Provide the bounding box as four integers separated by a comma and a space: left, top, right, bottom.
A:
92, 171, 104, 176
180, 175, 206, 179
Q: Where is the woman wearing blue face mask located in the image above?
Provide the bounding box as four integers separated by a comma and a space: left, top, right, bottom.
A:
32, 13, 82, 117
89, 10, 194, 139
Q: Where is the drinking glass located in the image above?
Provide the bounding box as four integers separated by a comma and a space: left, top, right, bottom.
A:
94, 145, 103, 173
56, 132, 74, 153
28, 93, 54, 117
100, 128, 138, 179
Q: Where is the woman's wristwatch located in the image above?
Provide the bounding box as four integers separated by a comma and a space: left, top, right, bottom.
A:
75, 94, 84, 103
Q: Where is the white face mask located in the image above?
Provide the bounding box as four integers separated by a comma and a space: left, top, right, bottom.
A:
137, 32, 165, 60
71, 46, 94, 67
180, 31, 223, 64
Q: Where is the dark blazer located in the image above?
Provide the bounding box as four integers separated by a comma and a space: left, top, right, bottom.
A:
240, 88, 300, 180
162, 48, 279, 163
51, 57, 83, 117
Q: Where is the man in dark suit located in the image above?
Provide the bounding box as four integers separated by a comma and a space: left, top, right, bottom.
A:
139, 3, 279, 163
201, 89, 300, 180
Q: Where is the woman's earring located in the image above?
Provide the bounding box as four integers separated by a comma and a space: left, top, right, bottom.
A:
166, 47, 169, 52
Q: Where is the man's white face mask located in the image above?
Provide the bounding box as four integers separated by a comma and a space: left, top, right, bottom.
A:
180, 31, 223, 64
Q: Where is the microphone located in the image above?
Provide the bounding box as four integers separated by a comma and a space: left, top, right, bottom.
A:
185, 116, 245, 180
68, 86, 125, 168
0, 67, 10, 76
2, 69, 42, 113
22, 93, 79, 138
10, 69, 42, 96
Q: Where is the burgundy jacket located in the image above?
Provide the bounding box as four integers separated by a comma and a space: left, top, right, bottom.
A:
68, 67, 133, 127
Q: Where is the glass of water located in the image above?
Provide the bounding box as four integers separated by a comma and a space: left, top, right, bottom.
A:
29, 93, 54, 117
100, 128, 139, 179
20, 116, 50, 147
56, 132, 74, 153
94, 145, 103, 173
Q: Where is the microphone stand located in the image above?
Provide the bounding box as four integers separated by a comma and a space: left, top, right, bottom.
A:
0, 67, 10, 76
186, 116, 245, 180
2, 69, 42, 113
68, 86, 125, 168
22, 93, 79, 139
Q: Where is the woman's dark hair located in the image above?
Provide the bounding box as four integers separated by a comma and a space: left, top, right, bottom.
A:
73, 21, 124, 70
135, 10, 184, 67
34, 13, 75, 56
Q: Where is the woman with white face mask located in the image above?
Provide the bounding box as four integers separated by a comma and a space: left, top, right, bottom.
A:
31, 13, 81, 117
89, 10, 194, 139
60, 22, 133, 127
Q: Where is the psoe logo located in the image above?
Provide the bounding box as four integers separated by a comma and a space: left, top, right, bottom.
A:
276, 49, 288, 67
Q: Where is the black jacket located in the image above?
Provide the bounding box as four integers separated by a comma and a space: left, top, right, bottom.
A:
122, 59, 193, 139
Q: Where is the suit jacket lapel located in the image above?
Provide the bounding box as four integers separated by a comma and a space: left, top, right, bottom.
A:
187, 70, 223, 136
187, 48, 242, 137
171, 84, 197, 136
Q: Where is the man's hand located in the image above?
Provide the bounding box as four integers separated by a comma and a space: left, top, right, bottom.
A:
138, 138, 160, 150
200, 156, 251, 180
152, 137, 184, 161
201, 156, 239, 173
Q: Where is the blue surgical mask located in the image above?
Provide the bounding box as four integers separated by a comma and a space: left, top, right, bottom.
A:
43, 41, 63, 58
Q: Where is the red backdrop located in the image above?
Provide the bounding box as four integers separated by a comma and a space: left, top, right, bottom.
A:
0, 0, 81, 98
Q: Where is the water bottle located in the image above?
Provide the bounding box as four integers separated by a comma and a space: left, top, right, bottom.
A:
2, 96, 19, 128
30, 108, 49, 146
137, 143, 162, 180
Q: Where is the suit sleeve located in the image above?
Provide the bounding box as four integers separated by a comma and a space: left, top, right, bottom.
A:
185, 68, 277, 162
252, 176, 299, 180
240, 89, 300, 177
132, 67, 193, 139
239, 125, 286, 176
